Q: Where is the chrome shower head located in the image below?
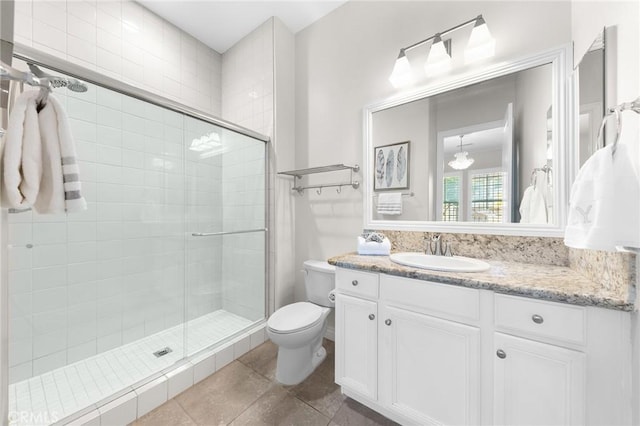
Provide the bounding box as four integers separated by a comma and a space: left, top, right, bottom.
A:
27, 64, 88, 93
66, 78, 88, 93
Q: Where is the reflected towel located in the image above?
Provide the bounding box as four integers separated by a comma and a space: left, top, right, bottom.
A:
34, 94, 87, 213
1, 90, 43, 209
377, 192, 403, 215
564, 144, 640, 251
519, 185, 548, 224
357, 236, 391, 255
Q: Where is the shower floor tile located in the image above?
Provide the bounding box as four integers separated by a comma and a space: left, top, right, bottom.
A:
8, 310, 254, 426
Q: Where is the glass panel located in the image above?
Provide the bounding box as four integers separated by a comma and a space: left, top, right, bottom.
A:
4, 65, 189, 422
5, 62, 267, 424
184, 117, 266, 356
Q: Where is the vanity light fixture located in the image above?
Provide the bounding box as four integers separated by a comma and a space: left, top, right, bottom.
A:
464, 15, 496, 64
424, 34, 452, 75
448, 134, 475, 170
388, 15, 496, 88
389, 49, 412, 88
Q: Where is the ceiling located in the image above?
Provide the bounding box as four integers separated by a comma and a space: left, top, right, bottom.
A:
443, 127, 505, 154
137, 0, 348, 53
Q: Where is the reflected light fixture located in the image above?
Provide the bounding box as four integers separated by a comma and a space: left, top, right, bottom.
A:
448, 135, 475, 170
388, 15, 495, 87
190, 131, 226, 158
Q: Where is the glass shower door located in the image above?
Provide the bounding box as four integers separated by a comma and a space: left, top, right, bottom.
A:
184, 116, 266, 356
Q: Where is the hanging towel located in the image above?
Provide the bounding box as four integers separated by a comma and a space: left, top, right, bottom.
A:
564, 144, 640, 251
1, 90, 43, 209
34, 94, 87, 213
377, 192, 403, 215
519, 184, 548, 224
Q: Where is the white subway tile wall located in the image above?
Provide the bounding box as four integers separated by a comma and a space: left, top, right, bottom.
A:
7, 1, 271, 419
14, 0, 222, 116
221, 18, 274, 321
7, 76, 265, 385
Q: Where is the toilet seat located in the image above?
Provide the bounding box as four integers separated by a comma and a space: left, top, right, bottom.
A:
268, 302, 326, 334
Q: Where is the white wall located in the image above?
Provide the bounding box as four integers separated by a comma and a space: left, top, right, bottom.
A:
220, 17, 297, 312
294, 1, 572, 271
272, 19, 297, 310
570, 2, 640, 423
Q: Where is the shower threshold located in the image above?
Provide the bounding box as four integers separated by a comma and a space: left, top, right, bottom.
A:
8, 310, 254, 426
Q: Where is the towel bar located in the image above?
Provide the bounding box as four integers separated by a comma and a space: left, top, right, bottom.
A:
191, 228, 267, 237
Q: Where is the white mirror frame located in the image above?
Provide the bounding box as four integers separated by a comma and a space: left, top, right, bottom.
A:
363, 44, 572, 237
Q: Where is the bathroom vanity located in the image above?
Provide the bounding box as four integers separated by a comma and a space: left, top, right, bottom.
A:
329, 254, 633, 426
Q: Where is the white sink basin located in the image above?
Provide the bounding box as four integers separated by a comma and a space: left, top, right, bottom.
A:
389, 252, 490, 273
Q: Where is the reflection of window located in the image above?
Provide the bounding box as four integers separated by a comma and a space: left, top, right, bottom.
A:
442, 173, 461, 221
470, 171, 505, 222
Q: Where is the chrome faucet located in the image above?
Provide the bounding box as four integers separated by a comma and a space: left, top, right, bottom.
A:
427, 234, 453, 256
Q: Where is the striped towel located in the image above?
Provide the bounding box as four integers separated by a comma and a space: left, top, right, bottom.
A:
377, 192, 403, 215
34, 94, 87, 213
1, 90, 43, 209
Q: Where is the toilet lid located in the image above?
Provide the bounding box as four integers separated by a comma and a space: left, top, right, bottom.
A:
268, 302, 325, 333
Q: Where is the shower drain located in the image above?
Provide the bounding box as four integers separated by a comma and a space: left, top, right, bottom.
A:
153, 347, 173, 358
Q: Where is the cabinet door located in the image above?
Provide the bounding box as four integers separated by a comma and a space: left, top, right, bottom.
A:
494, 333, 585, 426
335, 293, 377, 400
379, 305, 481, 425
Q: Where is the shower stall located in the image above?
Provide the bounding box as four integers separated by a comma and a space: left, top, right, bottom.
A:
2, 46, 268, 425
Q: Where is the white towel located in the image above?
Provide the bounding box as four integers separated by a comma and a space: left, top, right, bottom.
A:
34, 94, 87, 214
357, 236, 391, 255
377, 192, 403, 215
564, 144, 640, 251
1, 90, 43, 209
519, 185, 548, 224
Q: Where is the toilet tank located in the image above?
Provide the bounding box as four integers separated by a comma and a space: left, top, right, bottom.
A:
303, 260, 336, 307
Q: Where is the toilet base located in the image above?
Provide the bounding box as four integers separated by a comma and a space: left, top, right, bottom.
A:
275, 343, 327, 385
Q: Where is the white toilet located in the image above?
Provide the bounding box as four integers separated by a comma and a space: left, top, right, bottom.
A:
267, 260, 336, 385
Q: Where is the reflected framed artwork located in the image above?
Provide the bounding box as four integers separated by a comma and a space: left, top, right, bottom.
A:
374, 141, 410, 191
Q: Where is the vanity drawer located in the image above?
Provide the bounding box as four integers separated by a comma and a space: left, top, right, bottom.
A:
494, 294, 586, 346
336, 268, 379, 299
381, 275, 480, 324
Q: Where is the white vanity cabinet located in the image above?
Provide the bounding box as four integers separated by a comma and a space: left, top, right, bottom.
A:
335, 268, 379, 400
493, 333, 585, 425
493, 294, 587, 425
334, 267, 632, 426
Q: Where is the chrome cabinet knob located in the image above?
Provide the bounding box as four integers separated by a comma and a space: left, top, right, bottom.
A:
496, 349, 507, 359
385, 319, 392, 326
352, 280, 358, 286
369, 314, 375, 320
532, 314, 544, 324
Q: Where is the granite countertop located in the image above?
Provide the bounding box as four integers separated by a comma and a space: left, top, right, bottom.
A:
328, 253, 636, 311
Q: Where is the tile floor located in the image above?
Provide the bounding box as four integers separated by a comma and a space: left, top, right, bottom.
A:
9, 310, 254, 425
131, 339, 399, 426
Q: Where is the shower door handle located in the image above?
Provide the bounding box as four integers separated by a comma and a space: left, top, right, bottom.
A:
192, 228, 267, 237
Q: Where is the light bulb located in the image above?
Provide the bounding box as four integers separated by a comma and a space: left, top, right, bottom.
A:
424, 35, 452, 75
389, 49, 413, 88
465, 16, 496, 64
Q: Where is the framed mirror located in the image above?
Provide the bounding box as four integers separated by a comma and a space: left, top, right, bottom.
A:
573, 29, 606, 168
363, 45, 571, 236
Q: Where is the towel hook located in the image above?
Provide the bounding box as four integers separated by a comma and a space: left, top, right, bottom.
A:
336, 186, 342, 194
316, 186, 322, 195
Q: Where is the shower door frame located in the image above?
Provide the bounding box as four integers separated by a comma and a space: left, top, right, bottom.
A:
1, 42, 271, 425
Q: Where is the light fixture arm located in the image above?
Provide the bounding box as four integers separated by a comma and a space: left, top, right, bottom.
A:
402, 15, 483, 53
